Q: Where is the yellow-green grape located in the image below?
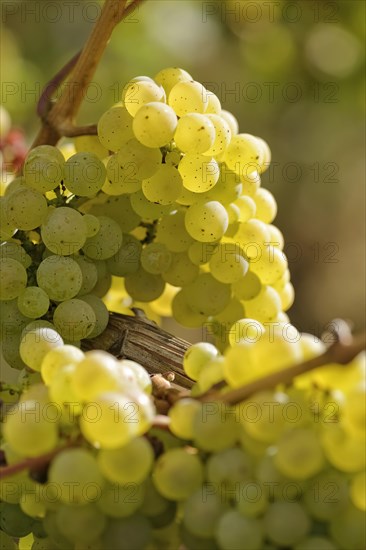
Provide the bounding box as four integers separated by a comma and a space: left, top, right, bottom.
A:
96, 482, 145, 519
3, 400, 59, 456
0, 198, 17, 240
255, 136, 271, 173
172, 288, 208, 328
0, 241, 31, 267
153, 448, 204, 501
250, 245, 288, 285
254, 325, 302, 376
80, 294, 109, 338
83, 215, 123, 260
226, 202, 240, 227
168, 80, 208, 116
244, 285, 282, 322
48, 448, 105, 505
165, 149, 182, 167
329, 505, 366, 550
88, 194, 141, 233
229, 318, 264, 346
241, 170, 261, 197
239, 390, 290, 444
5, 187, 48, 230
162, 252, 199, 287
64, 152, 106, 197
17, 287, 50, 319
98, 437, 154, 485
188, 241, 218, 265
254, 187, 277, 223
41, 345, 84, 385
278, 281, 295, 311
264, 502, 310, 548
125, 267, 165, 302
237, 482, 268, 518
232, 270, 262, 301
4, 176, 26, 196
82, 214, 100, 237
185, 273, 231, 316
20, 487, 46, 519
342, 381, 366, 436
41, 206, 87, 256
203, 113, 231, 156
74, 135, 108, 159
23, 145, 64, 192
103, 153, 140, 195
118, 138, 162, 179
350, 471, 366, 511
19, 327, 63, 371
0, 258, 27, 300
1, 299, 29, 336
220, 109, 239, 135
121, 360, 152, 393
224, 342, 258, 387
183, 490, 224, 539
156, 210, 193, 252
197, 356, 225, 393
142, 165, 183, 205
209, 242, 249, 284
178, 153, 219, 192
275, 428, 325, 480
130, 190, 172, 220
53, 298, 96, 341
206, 447, 252, 493
235, 219, 270, 258
216, 510, 263, 550
154, 67, 193, 95
234, 195, 256, 222
205, 91, 222, 114
183, 342, 219, 380
106, 233, 141, 277
224, 134, 264, 176
322, 424, 366, 473
174, 113, 215, 154
72, 255, 98, 296
121, 75, 155, 99
36, 255, 82, 301
140, 242, 172, 274
70, 350, 119, 400
56, 504, 106, 545
133, 102, 178, 148
48, 363, 80, 407
168, 398, 201, 439
97, 106, 133, 151
80, 391, 140, 448
185, 200, 229, 242
124, 80, 165, 116
268, 223, 284, 249
303, 470, 349, 520
193, 402, 239, 452
176, 186, 200, 206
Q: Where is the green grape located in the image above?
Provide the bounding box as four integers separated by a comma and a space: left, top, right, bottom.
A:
140, 482, 176, 529
53, 298, 96, 341
235, 219, 270, 258
2, 330, 28, 369
174, 113, 215, 154
204, 168, 243, 205
117, 138, 162, 180
41, 344, 84, 385
177, 185, 200, 206
17, 287, 50, 318
168, 398, 202, 439
168, 81, 208, 116
275, 428, 325, 480
254, 188, 277, 223
329, 505, 365, 550
140, 242, 171, 274
185, 200, 228, 242
43, 512, 73, 549
193, 402, 239, 452
156, 210, 193, 252
216, 509, 263, 550
97, 105, 133, 151
241, 170, 261, 197
41, 207, 87, 256
130, 190, 173, 220
172, 288, 208, 328
103, 154, 140, 195
244, 285, 282, 323
0, 241, 31, 267
0, 503, 34, 538
36, 255, 82, 301
277, 281, 295, 311
20, 485, 46, 519
203, 114, 231, 157
56, 504, 106, 544
64, 152, 106, 197
185, 273, 231, 316
80, 391, 141, 448
165, 149, 182, 167
178, 153, 219, 193
23, 145, 64, 192
188, 241, 218, 265
154, 67, 192, 95
342, 381, 366, 436
0, 529, 17, 549
251, 326, 302, 376
97, 482, 145, 518
73, 255, 98, 296
153, 448, 203, 501
124, 80, 165, 117
234, 195, 256, 222
254, 136, 271, 173
121, 76, 155, 99
237, 481, 268, 518
106, 233, 141, 277
74, 135, 108, 159
98, 437, 154, 485
48, 363, 79, 409
183, 342, 219, 380
322, 424, 366, 473
132, 102, 177, 148
183, 489, 225, 539
5, 187, 48, 230
268, 223, 284, 249
91, 259, 112, 298
79, 294, 109, 338
121, 360, 152, 393
228, 318, 264, 346
350, 471, 366, 511
83, 215, 123, 260
162, 252, 199, 287
70, 350, 120, 400
142, 165, 183, 205
294, 537, 337, 550
101, 514, 152, 550
125, 267, 165, 302
223, 343, 257, 388
48, 448, 105, 505
220, 110, 239, 135
209, 242, 249, 284
4, 175, 26, 196
206, 90, 222, 114
3, 399, 58, 456
0, 198, 17, 241
19, 327, 64, 371
206, 448, 252, 496
88, 194, 141, 232
264, 502, 310, 547
224, 134, 264, 176
197, 356, 225, 392
303, 470, 349, 520
0, 258, 27, 300
82, 214, 100, 237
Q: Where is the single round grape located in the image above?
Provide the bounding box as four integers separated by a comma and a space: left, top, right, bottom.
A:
0, 503, 34, 538
179, 153, 219, 193
64, 152, 106, 197
0, 241, 31, 267
5, 187, 48, 230
275, 428, 325, 480
141, 242, 172, 274
97, 482, 145, 518
88, 194, 141, 233
83, 215, 123, 260
250, 246, 288, 285
82, 214, 100, 237
156, 210, 193, 252
101, 514, 152, 550
183, 342, 219, 380
264, 502, 310, 547
168, 398, 202, 439
254, 187, 277, 223
142, 164, 183, 205
209, 242, 249, 284
106, 233, 141, 277
0, 299, 29, 336
193, 402, 239, 452
188, 241, 218, 265
303, 470, 349, 521
56, 504, 106, 545
70, 350, 119, 400
73, 255, 98, 296
19, 327, 63, 371
116, 138, 162, 180
234, 195, 256, 222
174, 113, 215, 154
172, 288, 208, 328
154, 67, 192, 95
228, 318, 265, 346
23, 145, 64, 192
0, 197, 17, 240
205, 91, 222, 114
197, 356, 225, 393
80, 294, 109, 338
224, 134, 264, 176
121, 359, 152, 393
235, 219, 271, 258
121, 75, 155, 99
237, 481, 268, 518
133, 102, 177, 148
329, 505, 365, 550
125, 267, 165, 302
185, 273, 231, 316
98, 437, 154, 485
74, 135, 108, 159
17, 286, 50, 318
41, 344, 84, 385
322, 424, 366, 473
103, 153, 143, 196
254, 136, 271, 173
130, 190, 173, 220
153, 448, 204, 501
36, 255, 83, 301
185, 200, 228, 242
162, 252, 199, 287
216, 510, 263, 550
206, 448, 252, 493
124, 80, 165, 116
203, 113, 231, 156
53, 299, 96, 341
97, 106, 133, 151
168, 80, 208, 116
0, 258, 27, 300
244, 285, 282, 323
220, 110, 239, 135
41, 207, 87, 256
183, 489, 224, 539
224, 342, 260, 388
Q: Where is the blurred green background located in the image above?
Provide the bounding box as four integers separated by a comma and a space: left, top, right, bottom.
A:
1, 0, 365, 335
